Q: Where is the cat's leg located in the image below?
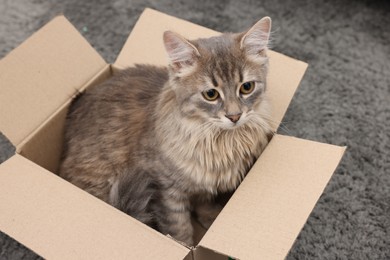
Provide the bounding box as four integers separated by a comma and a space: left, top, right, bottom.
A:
194, 200, 223, 229
153, 190, 194, 246
110, 169, 156, 227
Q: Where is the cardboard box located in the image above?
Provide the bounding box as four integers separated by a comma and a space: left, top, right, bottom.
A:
0, 8, 346, 259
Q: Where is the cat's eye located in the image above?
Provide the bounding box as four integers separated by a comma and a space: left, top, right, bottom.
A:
202, 89, 220, 101
240, 81, 255, 95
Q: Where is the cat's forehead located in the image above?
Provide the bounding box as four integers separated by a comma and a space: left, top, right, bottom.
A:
193, 33, 240, 55
191, 34, 248, 84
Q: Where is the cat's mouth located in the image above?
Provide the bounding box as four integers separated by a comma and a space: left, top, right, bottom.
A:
216, 113, 249, 129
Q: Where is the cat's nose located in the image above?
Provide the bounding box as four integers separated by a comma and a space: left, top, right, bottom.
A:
225, 113, 242, 123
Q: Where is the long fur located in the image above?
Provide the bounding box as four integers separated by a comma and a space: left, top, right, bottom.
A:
59, 18, 272, 246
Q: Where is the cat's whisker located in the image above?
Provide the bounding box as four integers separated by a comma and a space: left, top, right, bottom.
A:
267, 119, 292, 135
253, 112, 293, 136
276, 123, 293, 135
61, 16, 274, 246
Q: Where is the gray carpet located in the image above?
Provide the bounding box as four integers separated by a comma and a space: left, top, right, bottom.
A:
0, 0, 389, 259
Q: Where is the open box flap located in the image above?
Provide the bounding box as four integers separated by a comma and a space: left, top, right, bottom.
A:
0, 155, 190, 259
115, 9, 308, 132
193, 245, 238, 260
115, 8, 218, 68
266, 52, 308, 130
0, 16, 107, 148
199, 134, 346, 259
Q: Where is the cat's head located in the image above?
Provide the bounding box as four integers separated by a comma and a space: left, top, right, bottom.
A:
163, 17, 272, 130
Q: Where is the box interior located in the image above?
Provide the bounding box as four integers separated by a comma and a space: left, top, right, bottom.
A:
0, 16, 107, 150
19, 65, 112, 173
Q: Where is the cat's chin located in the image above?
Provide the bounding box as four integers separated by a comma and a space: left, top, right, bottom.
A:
215, 115, 253, 130
214, 120, 245, 130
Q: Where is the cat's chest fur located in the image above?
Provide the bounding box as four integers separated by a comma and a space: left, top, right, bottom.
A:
157, 117, 268, 195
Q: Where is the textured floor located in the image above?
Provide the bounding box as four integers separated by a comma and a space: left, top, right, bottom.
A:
0, 0, 389, 259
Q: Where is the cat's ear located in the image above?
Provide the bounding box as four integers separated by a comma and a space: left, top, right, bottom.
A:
163, 31, 200, 71
240, 17, 272, 57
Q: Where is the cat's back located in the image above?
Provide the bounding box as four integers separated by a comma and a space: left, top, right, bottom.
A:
66, 64, 168, 138
59, 65, 168, 199
87, 64, 168, 110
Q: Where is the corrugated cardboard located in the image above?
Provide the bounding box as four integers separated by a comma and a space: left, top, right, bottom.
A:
0, 16, 106, 149
199, 134, 346, 259
19, 66, 111, 173
0, 8, 345, 260
0, 155, 190, 259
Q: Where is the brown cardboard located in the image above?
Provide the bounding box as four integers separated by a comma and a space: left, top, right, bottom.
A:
199, 134, 346, 259
266, 52, 308, 130
0, 154, 190, 259
115, 8, 218, 69
0, 8, 345, 260
193, 246, 232, 259
19, 65, 111, 173
0, 16, 106, 149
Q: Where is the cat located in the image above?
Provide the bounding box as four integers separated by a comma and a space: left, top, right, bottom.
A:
59, 16, 273, 246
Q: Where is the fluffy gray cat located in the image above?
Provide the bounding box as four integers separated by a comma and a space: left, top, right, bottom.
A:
59, 17, 272, 245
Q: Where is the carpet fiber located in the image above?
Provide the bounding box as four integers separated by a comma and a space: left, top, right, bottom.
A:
0, 0, 389, 259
